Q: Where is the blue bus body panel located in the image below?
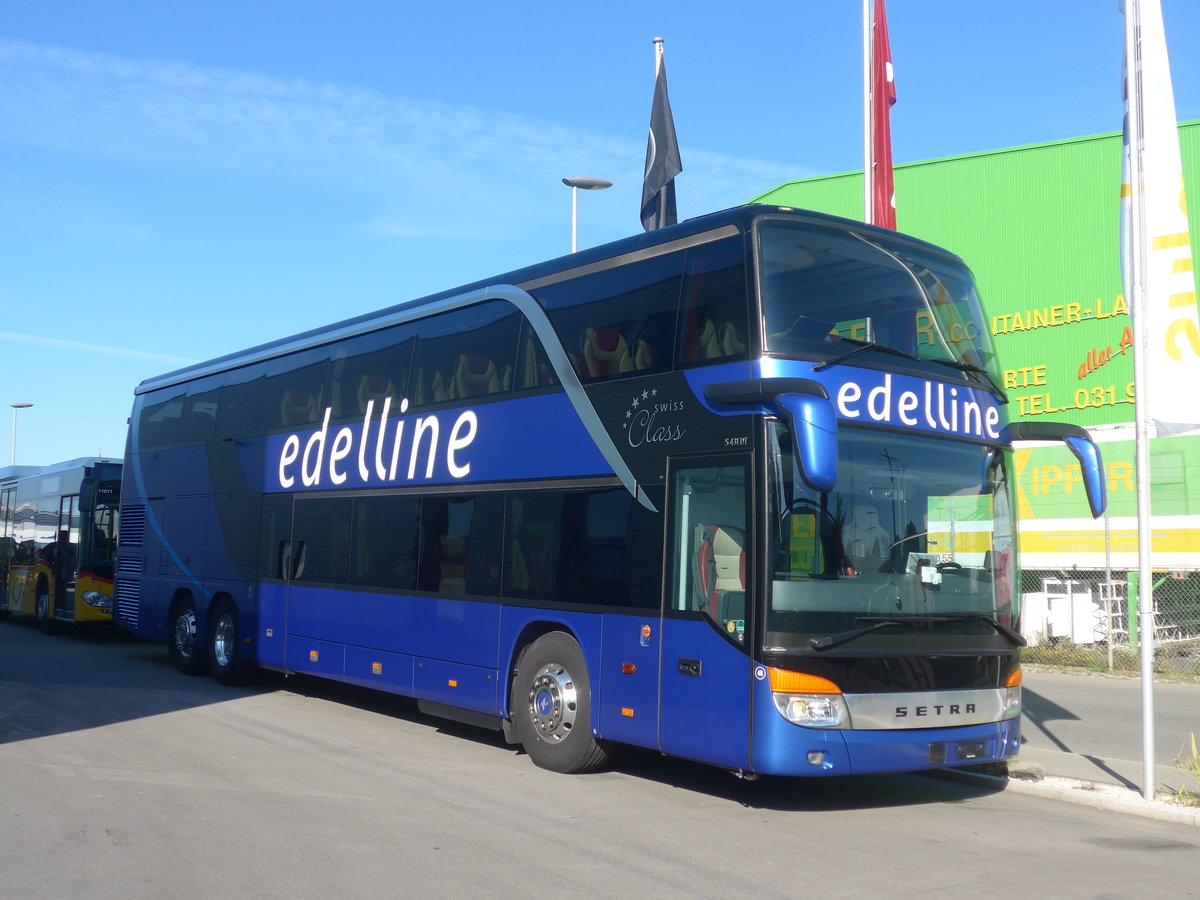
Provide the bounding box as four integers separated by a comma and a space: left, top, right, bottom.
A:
748, 676, 1021, 776
284, 586, 502, 669
658, 619, 752, 770
257, 583, 288, 668
595, 614, 661, 748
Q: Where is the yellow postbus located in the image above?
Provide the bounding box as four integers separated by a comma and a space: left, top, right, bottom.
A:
0, 458, 121, 632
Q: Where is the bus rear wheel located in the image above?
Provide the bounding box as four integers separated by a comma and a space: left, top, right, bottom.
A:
168, 597, 207, 676
208, 599, 257, 687
511, 632, 611, 774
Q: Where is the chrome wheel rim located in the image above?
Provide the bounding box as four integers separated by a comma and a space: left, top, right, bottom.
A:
212, 613, 236, 669
527, 662, 578, 744
36, 593, 48, 622
173, 609, 196, 659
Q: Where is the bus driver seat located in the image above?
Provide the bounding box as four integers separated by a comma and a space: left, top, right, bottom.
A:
695, 524, 746, 634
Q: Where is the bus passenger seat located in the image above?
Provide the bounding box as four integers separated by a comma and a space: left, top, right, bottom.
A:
580, 327, 634, 379
684, 318, 720, 361
451, 354, 501, 398
280, 389, 319, 426
356, 375, 395, 416
719, 322, 746, 357
632, 338, 653, 371
696, 524, 746, 627
431, 370, 448, 403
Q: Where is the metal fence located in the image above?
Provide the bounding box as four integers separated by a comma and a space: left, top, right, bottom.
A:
1019, 569, 1200, 679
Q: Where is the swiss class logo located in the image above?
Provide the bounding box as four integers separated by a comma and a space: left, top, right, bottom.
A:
622, 387, 686, 448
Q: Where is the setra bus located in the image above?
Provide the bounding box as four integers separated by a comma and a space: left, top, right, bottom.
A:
114, 205, 1105, 776
1, 458, 122, 632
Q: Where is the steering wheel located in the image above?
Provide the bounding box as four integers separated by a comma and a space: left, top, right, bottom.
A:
936, 561, 963, 573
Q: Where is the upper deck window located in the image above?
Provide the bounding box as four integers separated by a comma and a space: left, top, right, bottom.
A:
758, 219, 998, 378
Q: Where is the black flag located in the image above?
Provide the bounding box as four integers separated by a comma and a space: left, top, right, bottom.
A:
641, 48, 682, 231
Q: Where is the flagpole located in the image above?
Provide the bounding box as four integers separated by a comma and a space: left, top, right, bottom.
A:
1123, 0, 1157, 803
862, 0, 873, 224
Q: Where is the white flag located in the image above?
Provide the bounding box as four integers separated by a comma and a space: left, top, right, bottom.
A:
1122, 0, 1200, 435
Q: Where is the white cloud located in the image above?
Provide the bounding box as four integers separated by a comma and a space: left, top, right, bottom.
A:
0, 37, 798, 226
0, 330, 197, 366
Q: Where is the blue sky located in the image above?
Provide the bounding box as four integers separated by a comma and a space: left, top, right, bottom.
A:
3, 0, 1199, 466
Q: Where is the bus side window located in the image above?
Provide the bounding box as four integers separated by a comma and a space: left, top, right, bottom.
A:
217, 370, 264, 439
678, 236, 749, 368
412, 304, 520, 408
256, 348, 331, 433
541, 252, 684, 383
669, 460, 749, 639
514, 322, 559, 391
350, 494, 419, 590
179, 394, 218, 442
139, 397, 183, 450
505, 493, 559, 599
291, 497, 350, 584
327, 327, 416, 426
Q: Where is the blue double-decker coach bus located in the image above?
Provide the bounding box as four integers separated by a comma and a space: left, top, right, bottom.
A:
114, 204, 1105, 776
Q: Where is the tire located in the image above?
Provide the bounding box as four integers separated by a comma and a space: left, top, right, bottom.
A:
36, 590, 58, 635
168, 596, 208, 676
208, 599, 258, 687
510, 632, 611, 774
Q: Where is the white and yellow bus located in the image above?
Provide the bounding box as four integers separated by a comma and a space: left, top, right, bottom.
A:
0, 458, 121, 632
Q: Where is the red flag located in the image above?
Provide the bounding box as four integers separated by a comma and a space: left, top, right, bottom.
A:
870, 0, 897, 229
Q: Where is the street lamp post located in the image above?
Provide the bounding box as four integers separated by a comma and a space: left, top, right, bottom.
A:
10, 403, 32, 466
562, 176, 613, 252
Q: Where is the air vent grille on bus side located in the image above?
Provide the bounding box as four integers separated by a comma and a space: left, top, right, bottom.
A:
116, 556, 144, 575
114, 580, 141, 629
119, 504, 146, 547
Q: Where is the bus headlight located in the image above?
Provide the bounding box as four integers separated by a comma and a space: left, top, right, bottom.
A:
768, 667, 848, 728
772, 692, 850, 728
82, 591, 112, 609
1002, 668, 1022, 719
1002, 685, 1021, 720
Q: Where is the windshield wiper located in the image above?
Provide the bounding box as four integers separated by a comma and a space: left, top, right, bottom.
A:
810, 613, 1026, 651
930, 357, 1009, 403
812, 338, 922, 372
810, 616, 919, 650
933, 612, 1026, 648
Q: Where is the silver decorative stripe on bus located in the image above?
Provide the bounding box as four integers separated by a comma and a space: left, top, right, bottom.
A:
845, 688, 1015, 730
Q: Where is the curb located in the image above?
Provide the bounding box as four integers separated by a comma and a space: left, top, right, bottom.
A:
936, 764, 1200, 828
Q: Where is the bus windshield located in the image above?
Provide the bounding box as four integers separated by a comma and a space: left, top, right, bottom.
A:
758, 218, 998, 377
768, 423, 1016, 649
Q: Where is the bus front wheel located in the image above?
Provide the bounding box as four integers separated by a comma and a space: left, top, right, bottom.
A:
208, 599, 258, 687
511, 632, 611, 774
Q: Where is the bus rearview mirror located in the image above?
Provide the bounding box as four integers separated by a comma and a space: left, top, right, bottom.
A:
1009, 421, 1107, 518
774, 392, 838, 493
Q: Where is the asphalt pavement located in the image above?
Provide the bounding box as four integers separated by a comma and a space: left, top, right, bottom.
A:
993, 665, 1200, 825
